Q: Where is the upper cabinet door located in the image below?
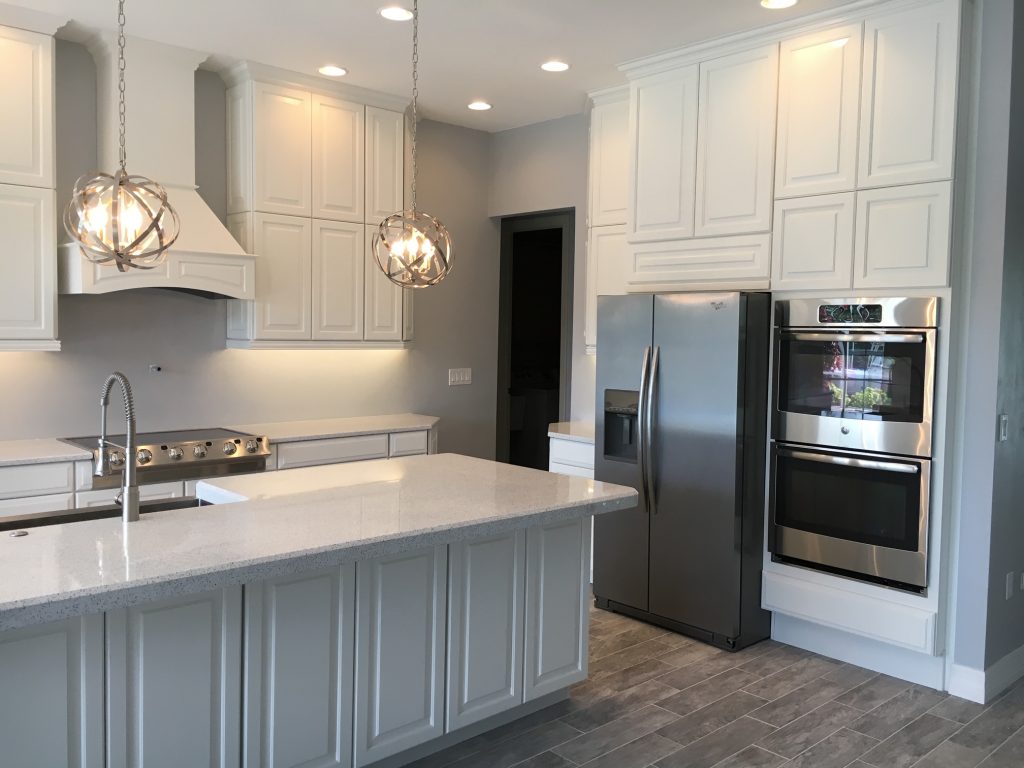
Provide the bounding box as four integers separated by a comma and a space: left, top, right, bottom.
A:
589, 93, 629, 227
252, 213, 312, 340
366, 107, 405, 223
364, 227, 404, 342
0, 27, 53, 188
776, 25, 862, 198
695, 44, 779, 237
313, 95, 365, 222
313, 220, 364, 341
252, 83, 312, 216
0, 185, 55, 343
585, 224, 629, 353
627, 67, 699, 243
858, 0, 959, 188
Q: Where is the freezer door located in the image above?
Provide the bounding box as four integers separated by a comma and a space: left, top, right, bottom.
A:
649, 293, 743, 637
594, 294, 654, 612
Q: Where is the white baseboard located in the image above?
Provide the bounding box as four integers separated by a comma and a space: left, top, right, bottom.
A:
950, 642, 1024, 704
947, 663, 986, 703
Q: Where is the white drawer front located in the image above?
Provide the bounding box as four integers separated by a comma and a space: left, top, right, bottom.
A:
548, 462, 595, 480
548, 439, 595, 470
0, 462, 75, 500
276, 434, 388, 470
75, 481, 186, 508
0, 492, 75, 518
389, 431, 429, 457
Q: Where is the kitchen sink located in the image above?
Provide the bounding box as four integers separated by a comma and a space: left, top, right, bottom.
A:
0, 497, 205, 532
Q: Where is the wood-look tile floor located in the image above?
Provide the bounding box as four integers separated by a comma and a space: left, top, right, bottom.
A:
409, 604, 1024, 768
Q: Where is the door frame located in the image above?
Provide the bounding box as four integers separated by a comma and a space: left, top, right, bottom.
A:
495, 209, 576, 463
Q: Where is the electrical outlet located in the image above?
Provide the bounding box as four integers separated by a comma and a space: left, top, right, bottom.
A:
1007, 572, 1016, 601
448, 368, 472, 386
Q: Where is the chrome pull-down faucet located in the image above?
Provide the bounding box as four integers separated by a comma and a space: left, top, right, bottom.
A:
98, 372, 139, 523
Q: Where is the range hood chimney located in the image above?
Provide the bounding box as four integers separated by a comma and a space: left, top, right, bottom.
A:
59, 34, 255, 299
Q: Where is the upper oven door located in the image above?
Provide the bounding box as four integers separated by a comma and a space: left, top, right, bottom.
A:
774, 328, 935, 457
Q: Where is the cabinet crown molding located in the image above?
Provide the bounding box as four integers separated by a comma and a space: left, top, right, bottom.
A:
587, 85, 629, 106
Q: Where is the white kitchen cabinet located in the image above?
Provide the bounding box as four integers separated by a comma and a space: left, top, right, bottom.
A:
695, 44, 779, 237
313, 95, 365, 223
524, 517, 590, 701
627, 233, 771, 290
251, 213, 313, 341
0, 491, 74, 517
588, 88, 629, 227
364, 227, 405, 342
106, 587, 243, 768
772, 193, 855, 291
0, 184, 56, 348
354, 545, 446, 766
252, 82, 312, 216
276, 434, 389, 470
313, 220, 365, 341
0, 460, 74, 500
627, 66, 699, 243
584, 224, 629, 353
854, 181, 952, 289
244, 565, 355, 768
858, 0, 959, 188
75, 481, 186, 508
447, 530, 526, 730
0, 26, 53, 188
226, 83, 252, 215
0, 614, 104, 768
366, 106, 405, 223
775, 25, 862, 198
388, 430, 429, 457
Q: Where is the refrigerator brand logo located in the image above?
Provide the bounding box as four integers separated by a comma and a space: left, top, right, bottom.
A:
711, 301, 725, 311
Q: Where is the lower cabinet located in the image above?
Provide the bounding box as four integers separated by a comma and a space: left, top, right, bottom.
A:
106, 587, 243, 768
353, 545, 447, 767
244, 566, 356, 768
0, 615, 104, 768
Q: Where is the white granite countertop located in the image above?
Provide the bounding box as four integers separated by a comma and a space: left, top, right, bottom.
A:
0, 454, 635, 631
227, 413, 439, 444
0, 438, 91, 468
548, 421, 595, 445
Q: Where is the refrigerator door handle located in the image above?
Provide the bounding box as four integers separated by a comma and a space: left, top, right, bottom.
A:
637, 345, 652, 513
646, 346, 659, 511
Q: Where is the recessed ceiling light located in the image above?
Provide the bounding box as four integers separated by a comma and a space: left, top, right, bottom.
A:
379, 6, 413, 21
541, 60, 570, 73
468, 101, 492, 111
318, 65, 348, 77
760, 0, 797, 7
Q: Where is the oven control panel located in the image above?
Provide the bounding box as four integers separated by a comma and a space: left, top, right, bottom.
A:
817, 303, 883, 324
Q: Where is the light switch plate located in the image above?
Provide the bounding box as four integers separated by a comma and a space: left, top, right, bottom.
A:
448, 368, 472, 386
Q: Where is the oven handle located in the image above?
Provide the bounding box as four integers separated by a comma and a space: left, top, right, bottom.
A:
783, 331, 925, 344
779, 448, 920, 475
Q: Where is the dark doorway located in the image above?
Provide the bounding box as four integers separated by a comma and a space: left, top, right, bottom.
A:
496, 210, 574, 469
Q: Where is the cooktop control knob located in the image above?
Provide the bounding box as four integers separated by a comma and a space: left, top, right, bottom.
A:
167, 447, 183, 461
109, 451, 125, 468
137, 448, 153, 465
193, 445, 208, 459
222, 441, 237, 456
245, 439, 260, 454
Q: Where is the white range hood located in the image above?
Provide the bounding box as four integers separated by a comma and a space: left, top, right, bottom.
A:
59, 34, 255, 299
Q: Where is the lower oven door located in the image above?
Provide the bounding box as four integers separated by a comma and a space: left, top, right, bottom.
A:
769, 443, 930, 590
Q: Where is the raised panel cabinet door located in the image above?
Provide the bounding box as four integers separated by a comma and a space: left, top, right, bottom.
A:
771, 193, 855, 291
695, 44, 779, 237
313, 220, 364, 341
0, 615, 104, 768
627, 66, 699, 242
853, 181, 952, 289
226, 83, 252, 214
244, 565, 356, 768
585, 224, 629, 352
0, 184, 55, 342
106, 587, 243, 768
253, 82, 312, 216
447, 530, 526, 731
859, 0, 959, 188
313, 95, 365, 222
523, 517, 590, 701
628, 233, 772, 290
363, 227, 403, 342
354, 545, 446, 766
365, 107, 405, 223
775, 24, 862, 198
0, 26, 53, 187
253, 213, 312, 340
589, 91, 629, 227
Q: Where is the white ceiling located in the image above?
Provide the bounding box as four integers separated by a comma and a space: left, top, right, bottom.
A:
13, 0, 858, 132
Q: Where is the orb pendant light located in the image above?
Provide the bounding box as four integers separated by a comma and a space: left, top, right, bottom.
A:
64, 0, 179, 272
373, 0, 452, 288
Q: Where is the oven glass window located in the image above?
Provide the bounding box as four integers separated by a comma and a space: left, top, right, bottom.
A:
778, 336, 926, 422
774, 450, 922, 552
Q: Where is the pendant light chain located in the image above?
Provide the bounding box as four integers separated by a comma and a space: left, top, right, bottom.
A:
117, 0, 127, 171
410, 0, 419, 212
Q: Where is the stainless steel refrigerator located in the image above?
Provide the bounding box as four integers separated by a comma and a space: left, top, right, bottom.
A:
594, 292, 771, 651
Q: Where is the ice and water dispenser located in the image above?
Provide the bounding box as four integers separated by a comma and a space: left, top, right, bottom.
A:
603, 389, 639, 462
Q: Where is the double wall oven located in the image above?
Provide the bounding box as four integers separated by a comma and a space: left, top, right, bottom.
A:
769, 297, 938, 592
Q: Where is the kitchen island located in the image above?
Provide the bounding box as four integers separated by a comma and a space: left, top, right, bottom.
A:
0, 453, 635, 768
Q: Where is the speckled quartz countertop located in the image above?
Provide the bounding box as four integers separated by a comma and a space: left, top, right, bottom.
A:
0, 454, 635, 631
0, 439, 91, 468
548, 421, 596, 444
227, 413, 439, 443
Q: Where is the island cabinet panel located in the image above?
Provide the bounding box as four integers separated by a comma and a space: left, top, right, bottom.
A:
354, 545, 447, 766
447, 530, 526, 730
523, 517, 591, 701
106, 587, 243, 768
312, 95, 365, 223
0, 614, 103, 768
244, 565, 356, 768
252, 82, 312, 216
